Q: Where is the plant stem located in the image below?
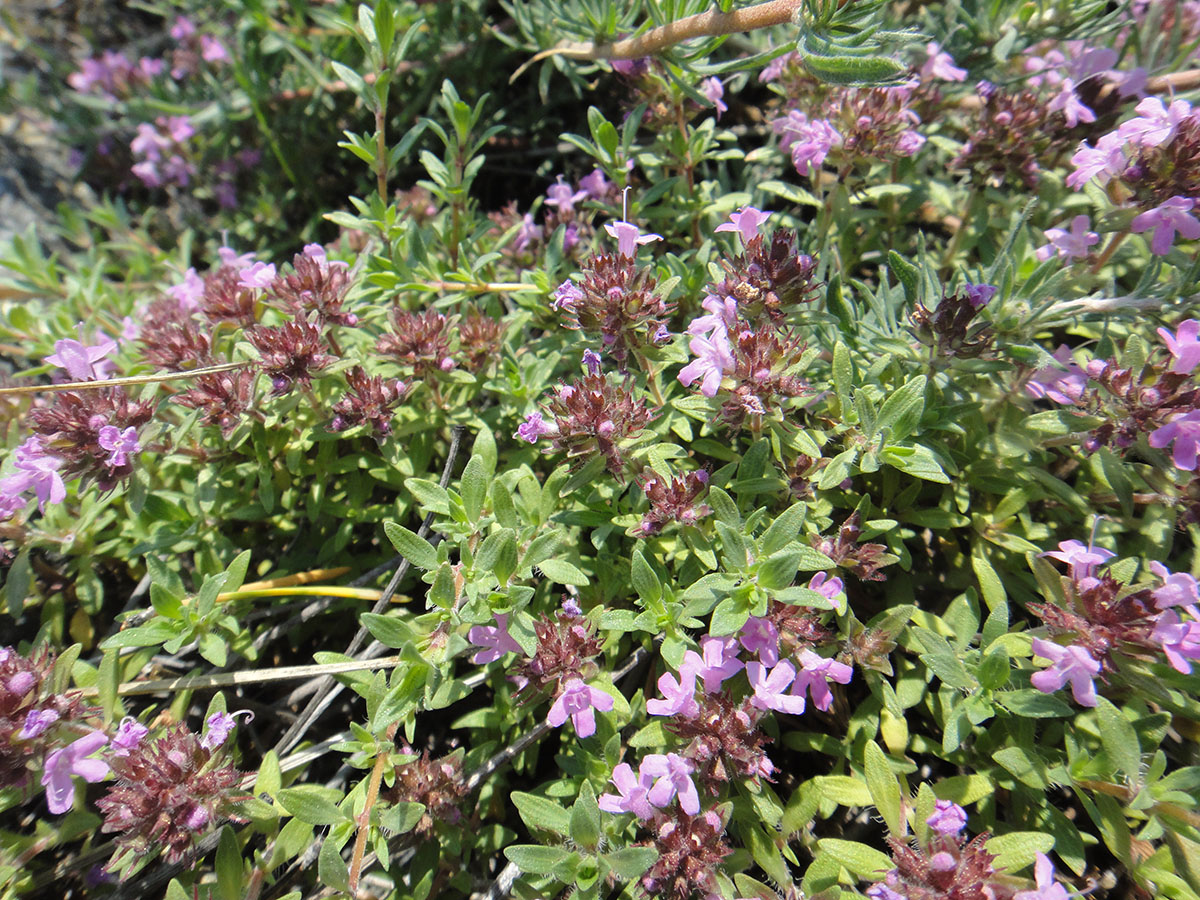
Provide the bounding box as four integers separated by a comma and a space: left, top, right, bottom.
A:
348, 723, 398, 893
375, 103, 388, 205
1090, 231, 1127, 275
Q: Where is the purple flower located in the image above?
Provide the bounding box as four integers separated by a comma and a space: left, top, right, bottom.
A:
97, 425, 141, 470
1158, 320, 1200, 374
894, 130, 926, 157
791, 649, 853, 712
515, 412, 553, 444
1149, 561, 1200, 611
1149, 410, 1200, 470
1026, 345, 1088, 406
700, 76, 727, 119
1035, 215, 1099, 261
1047, 79, 1095, 128
1132, 197, 1200, 256
44, 334, 118, 381
20, 708, 60, 740
468, 613, 524, 663
1066, 132, 1126, 189
547, 678, 614, 738
551, 279, 583, 312
640, 752, 700, 815
41, 730, 110, 814
866, 881, 906, 900
238, 261, 276, 290
926, 799, 968, 835
1014, 853, 1071, 900
218, 246, 257, 271
111, 717, 149, 756
739, 617, 780, 666
782, 114, 840, 176
714, 206, 771, 245
611, 57, 649, 77
1041, 539, 1115, 582
746, 660, 807, 715
544, 175, 588, 216
513, 214, 542, 253
2, 436, 66, 512
170, 16, 196, 40
646, 651, 701, 717
578, 169, 612, 200
583, 349, 602, 375
598, 762, 655, 819
1030, 639, 1101, 707
686, 294, 738, 337
200, 710, 253, 751
696, 635, 744, 692
199, 34, 230, 64
1152, 610, 1200, 673
604, 220, 663, 258
678, 326, 735, 398
920, 43, 966, 82
1118, 97, 1193, 148
808, 572, 845, 611
963, 282, 997, 310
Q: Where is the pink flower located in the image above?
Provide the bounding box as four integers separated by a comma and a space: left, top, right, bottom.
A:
1035, 215, 1099, 261
926, 799, 967, 835
200, 710, 253, 751
2, 436, 66, 512
746, 660, 807, 715
598, 762, 655, 818
700, 77, 727, 119
715, 206, 771, 245
1029, 639, 1101, 707
894, 130, 926, 157
110, 717, 149, 756
551, 279, 583, 312
515, 412, 553, 444
20, 708, 60, 739
546, 678, 613, 738
646, 652, 701, 717
170, 16, 197, 41
1157, 319, 1200, 374
97, 426, 141, 470
1013, 852, 1070, 900
218, 246, 257, 270
544, 175, 588, 215
604, 220, 662, 257
791, 649, 853, 712
1149, 561, 1200, 611
686, 294, 738, 337
739, 617, 780, 666
640, 752, 700, 815
1149, 410, 1200, 470
1119, 97, 1193, 148
44, 334, 118, 381
1040, 539, 1114, 582
808, 572, 845, 611
578, 169, 611, 200
1152, 610, 1200, 673
696, 635, 744, 692
1131, 197, 1200, 256
678, 326, 734, 397
468, 613, 523, 663
199, 34, 230, 64
920, 43, 966, 82
1026, 345, 1088, 406
1047, 79, 1095, 128
776, 113, 840, 176
1066, 132, 1126, 189
41, 730, 110, 814
169, 268, 205, 312
237, 261, 276, 290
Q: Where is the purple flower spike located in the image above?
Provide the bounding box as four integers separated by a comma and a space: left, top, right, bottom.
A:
1157, 320, 1200, 375
1014, 853, 1071, 900
1030, 639, 1101, 707
715, 206, 771, 245
598, 762, 655, 819
646, 651, 701, 717
1151, 610, 1200, 673
696, 635, 744, 692
926, 799, 968, 835
746, 660, 807, 715
1035, 215, 1099, 262
739, 617, 780, 666
640, 752, 700, 815
468, 613, 524, 664
1026, 345, 1088, 406
41, 730, 110, 814
1149, 410, 1200, 471
604, 220, 663, 258
20, 708, 60, 740
1149, 561, 1200, 611
1131, 197, 1200, 256
44, 333, 118, 382
111, 717, 149, 756
962, 283, 997, 310
547, 678, 614, 738
791, 649, 853, 712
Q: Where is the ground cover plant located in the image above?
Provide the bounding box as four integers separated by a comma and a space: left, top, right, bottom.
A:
2, 0, 1200, 898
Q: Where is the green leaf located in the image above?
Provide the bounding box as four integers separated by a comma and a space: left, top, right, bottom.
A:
570, 783, 602, 851
405, 478, 451, 515
933, 775, 994, 805
512, 792, 571, 836
800, 52, 906, 85
817, 838, 893, 877
757, 547, 802, 590
1096, 697, 1141, 783
504, 844, 572, 875
380, 801, 425, 835
383, 522, 438, 570
361, 613, 416, 649
538, 559, 590, 585
318, 833, 351, 893
631, 549, 662, 605
985, 831, 1054, 871
880, 444, 949, 483
813, 775, 873, 806
277, 786, 350, 826
460, 455, 489, 524
864, 741, 903, 836
215, 825, 243, 900
604, 847, 658, 880
876, 376, 926, 443
887, 250, 919, 303
912, 627, 975, 689
996, 690, 1074, 718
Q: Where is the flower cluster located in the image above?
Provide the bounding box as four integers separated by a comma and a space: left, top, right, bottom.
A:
632, 468, 712, 536
130, 116, 196, 189
908, 282, 996, 360
384, 749, 467, 839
